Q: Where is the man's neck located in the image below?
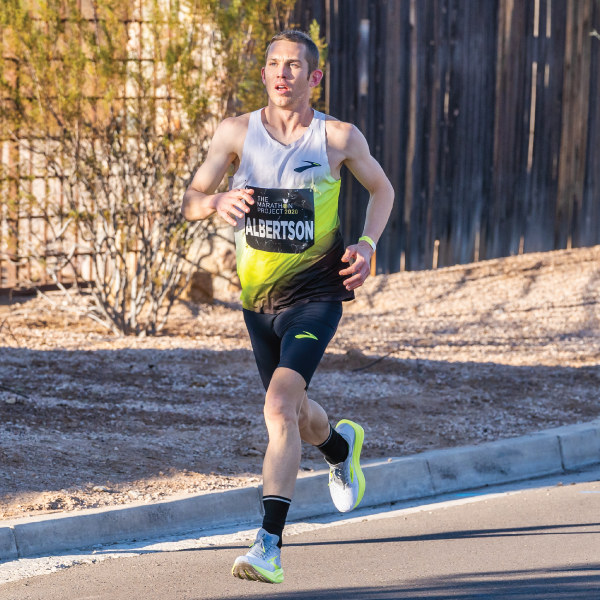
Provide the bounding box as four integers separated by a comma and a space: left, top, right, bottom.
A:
262, 102, 314, 144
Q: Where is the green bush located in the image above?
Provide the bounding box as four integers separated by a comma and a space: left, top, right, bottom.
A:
0, 0, 295, 335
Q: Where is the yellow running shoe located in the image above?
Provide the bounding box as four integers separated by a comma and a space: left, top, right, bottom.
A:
327, 419, 366, 512
232, 528, 284, 584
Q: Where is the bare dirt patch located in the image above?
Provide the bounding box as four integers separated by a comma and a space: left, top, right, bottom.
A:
1, 246, 600, 520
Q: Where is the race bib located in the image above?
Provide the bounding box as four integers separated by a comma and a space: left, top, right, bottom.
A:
244, 186, 315, 254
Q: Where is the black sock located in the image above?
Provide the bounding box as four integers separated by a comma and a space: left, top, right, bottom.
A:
262, 495, 291, 548
316, 424, 349, 464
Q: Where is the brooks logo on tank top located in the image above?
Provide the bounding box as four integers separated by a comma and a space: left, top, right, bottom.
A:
231, 109, 354, 313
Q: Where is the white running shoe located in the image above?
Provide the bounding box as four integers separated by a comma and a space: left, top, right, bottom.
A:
327, 419, 366, 513
231, 528, 284, 584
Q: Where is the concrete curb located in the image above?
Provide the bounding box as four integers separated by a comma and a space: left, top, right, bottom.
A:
0, 528, 17, 561
2, 419, 599, 561
9, 486, 262, 559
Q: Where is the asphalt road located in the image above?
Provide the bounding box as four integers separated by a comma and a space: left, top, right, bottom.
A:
2, 479, 600, 599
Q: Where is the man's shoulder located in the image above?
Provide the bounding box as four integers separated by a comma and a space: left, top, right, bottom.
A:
212, 112, 253, 155
217, 112, 252, 135
323, 116, 362, 150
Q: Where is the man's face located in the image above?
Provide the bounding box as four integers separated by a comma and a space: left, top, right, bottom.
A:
262, 41, 322, 109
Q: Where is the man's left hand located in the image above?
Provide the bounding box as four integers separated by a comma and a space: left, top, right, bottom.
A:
339, 241, 373, 291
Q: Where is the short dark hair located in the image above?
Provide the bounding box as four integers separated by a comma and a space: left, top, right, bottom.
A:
265, 30, 320, 75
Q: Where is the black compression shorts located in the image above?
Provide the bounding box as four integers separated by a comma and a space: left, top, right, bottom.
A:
243, 301, 343, 391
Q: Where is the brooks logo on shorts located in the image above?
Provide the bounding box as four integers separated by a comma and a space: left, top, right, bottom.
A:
295, 331, 318, 340
294, 161, 321, 173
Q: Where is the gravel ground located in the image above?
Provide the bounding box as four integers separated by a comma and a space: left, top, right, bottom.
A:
1, 246, 599, 521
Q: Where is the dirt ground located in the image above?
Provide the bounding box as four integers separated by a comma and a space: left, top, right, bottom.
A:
1, 246, 600, 521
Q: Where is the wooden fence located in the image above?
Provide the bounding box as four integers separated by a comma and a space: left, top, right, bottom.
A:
294, 0, 600, 272
2, 0, 599, 290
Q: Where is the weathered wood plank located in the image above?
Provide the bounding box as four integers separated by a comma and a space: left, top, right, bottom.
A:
581, 0, 600, 247
3, 0, 600, 289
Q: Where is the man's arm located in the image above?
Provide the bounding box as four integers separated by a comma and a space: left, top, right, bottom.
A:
181, 117, 255, 225
329, 123, 394, 291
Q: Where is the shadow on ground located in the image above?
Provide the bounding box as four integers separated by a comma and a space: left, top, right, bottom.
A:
283, 522, 600, 546
219, 564, 600, 599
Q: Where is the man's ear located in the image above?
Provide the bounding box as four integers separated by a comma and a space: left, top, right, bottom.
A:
261, 66, 266, 85
309, 69, 324, 88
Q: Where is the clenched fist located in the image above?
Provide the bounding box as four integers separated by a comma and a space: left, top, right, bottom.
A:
212, 188, 255, 226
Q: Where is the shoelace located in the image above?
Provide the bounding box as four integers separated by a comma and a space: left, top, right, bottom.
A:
331, 464, 349, 488
248, 540, 267, 559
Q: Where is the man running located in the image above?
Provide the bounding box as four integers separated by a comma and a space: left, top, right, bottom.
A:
182, 30, 394, 584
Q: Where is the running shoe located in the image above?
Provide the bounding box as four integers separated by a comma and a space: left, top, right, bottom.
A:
327, 419, 366, 512
231, 528, 284, 584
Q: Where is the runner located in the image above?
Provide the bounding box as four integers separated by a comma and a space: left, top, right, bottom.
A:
181, 29, 394, 584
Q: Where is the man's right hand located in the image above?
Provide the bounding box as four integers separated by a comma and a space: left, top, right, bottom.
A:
211, 188, 255, 226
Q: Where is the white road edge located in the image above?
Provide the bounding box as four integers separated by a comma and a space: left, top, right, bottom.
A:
3, 464, 600, 586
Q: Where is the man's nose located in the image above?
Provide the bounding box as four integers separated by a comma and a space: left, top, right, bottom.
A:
277, 64, 291, 78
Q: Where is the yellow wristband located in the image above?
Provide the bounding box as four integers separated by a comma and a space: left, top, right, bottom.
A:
359, 236, 376, 251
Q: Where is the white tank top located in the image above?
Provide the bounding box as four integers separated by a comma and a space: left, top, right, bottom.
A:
230, 108, 353, 313
232, 108, 332, 190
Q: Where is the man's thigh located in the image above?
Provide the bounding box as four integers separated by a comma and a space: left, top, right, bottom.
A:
243, 309, 281, 391
275, 301, 343, 389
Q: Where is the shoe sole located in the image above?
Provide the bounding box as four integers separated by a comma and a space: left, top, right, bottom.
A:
336, 419, 366, 510
232, 559, 284, 584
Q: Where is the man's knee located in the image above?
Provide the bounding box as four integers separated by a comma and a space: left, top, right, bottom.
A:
264, 391, 298, 428
263, 368, 306, 429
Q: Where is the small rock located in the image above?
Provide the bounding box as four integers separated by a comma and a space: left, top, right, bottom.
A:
159, 471, 164, 476
46, 498, 65, 510
179, 271, 214, 304
4, 396, 17, 405
556, 482, 563, 487
92, 486, 110, 492
128, 490, 140, 499
241, 448, 263, 457
345, 348, 370, 368
346, 348, 366, 359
